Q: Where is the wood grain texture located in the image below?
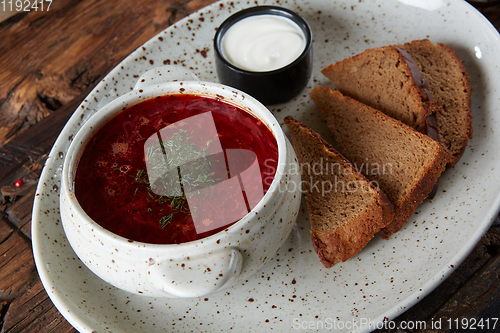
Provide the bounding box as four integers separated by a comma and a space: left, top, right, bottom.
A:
0, 232, 38, 302
0, 0, 217, 331
0, 0, 215, 148
0, 1, 499, 332
1, 279, 75, 333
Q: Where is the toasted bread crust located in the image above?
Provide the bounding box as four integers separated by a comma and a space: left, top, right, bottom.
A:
377, 145, 449, 238
323, 40, 472, 167
310, 86, 450, 239
321, 45, 434, 134
398, 39, 472, 167
284, 116, 394, 267
311, 198, 394, 265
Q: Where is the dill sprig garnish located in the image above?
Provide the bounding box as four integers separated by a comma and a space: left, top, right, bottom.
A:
159, 214, 174, 229
132, 128, 219, 229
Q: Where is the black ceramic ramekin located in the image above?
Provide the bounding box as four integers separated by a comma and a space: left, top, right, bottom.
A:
214, 6, 313, 105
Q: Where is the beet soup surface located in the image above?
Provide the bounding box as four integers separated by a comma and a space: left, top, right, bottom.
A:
74, 94, 279, 244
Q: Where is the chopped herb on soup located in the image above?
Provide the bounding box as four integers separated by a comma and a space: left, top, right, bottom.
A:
74, 94, 278, 244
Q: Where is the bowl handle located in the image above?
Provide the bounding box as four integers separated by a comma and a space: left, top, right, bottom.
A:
147, 248, 243, 298
133, 65, 199, 90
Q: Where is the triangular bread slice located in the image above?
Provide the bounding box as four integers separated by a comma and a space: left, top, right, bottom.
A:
310, 87, 450, 239
284, 116, 394, 268
321, 45, 435, 134
398, 39, 472, 167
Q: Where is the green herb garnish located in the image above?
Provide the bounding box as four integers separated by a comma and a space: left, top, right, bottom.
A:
132, 128, 220, 229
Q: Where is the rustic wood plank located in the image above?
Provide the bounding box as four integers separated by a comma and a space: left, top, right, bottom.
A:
0, 95, 80, 185
19, 215, 32, 241
0, 300, 9, 333
0, 232, 37, 301
18, 305, 77, 333
1, 279, 76, 333
1, 180, 38, 204
0, 219, 14, 244
5, 188, 36, 227
0, 0, 216, 147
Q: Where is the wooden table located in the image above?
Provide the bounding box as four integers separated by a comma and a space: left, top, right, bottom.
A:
1, 1, 499, 332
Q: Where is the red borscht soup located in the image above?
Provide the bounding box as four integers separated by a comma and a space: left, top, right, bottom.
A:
74, 94, 278, 244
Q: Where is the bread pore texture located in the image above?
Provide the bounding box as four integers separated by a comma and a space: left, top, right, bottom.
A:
321, 45, 435, 134
310, 87, 450, 239
284, 116, 394, 267
322, 40, 472, 167
398, 39, 472, 167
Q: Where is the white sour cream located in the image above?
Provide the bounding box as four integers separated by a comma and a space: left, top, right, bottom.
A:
222, 14, 306, 72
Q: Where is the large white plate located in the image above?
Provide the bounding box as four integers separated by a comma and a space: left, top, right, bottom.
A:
32, 0, 500, 332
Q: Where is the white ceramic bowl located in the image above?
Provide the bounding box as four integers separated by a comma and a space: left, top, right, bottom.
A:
59, 67, 301, 298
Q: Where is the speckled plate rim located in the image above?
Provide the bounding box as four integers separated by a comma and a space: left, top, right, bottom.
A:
32, 0, 500, 332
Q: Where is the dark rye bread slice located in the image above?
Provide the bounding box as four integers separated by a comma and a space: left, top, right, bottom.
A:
310, 87, 450, 238
321, 45, 435, 134
398, 39, 472, 167
284, 116, 394, 268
